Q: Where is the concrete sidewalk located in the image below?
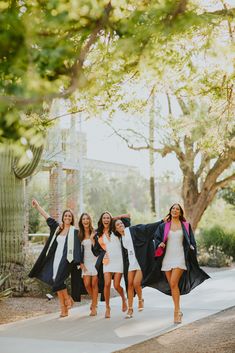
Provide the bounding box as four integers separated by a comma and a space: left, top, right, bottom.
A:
0, 268, 235, 353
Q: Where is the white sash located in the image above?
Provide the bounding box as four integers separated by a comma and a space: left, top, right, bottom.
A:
67, 225, 75, 262
45, 225, 75, 263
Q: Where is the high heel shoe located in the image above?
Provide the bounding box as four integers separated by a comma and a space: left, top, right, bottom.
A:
138, 298, 144, 311
174, 311, 183, 324
90, 305, 97, 316
60, 305, 68, 318
125, 308, 133, 319
105, 306, 111, 318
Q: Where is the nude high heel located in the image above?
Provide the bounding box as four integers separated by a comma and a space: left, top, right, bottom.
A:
138, 298, 144, 311
174, 311, 183, 324
125, 308, 133, 319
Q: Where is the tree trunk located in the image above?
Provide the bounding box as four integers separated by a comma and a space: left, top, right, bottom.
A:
0, 144, 43, 293
183, 181, 220, 231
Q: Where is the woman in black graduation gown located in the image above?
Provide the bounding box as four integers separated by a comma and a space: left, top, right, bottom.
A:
29, 199, 81, 318
145, 203, 210, 324
112, 217, 163, 319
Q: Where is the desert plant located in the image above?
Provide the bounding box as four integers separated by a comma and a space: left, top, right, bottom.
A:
0, 274, 12, 300
0, 144, 43, 294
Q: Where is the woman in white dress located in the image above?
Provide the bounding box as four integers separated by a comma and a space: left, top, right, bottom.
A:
158, 204, 187, 324
93, 211, 129, 318
113, 217, 164, 318
113, 220, 142, 319
78, 213, 98, 316
29, 199, 81, 318
154, 203, 210, 324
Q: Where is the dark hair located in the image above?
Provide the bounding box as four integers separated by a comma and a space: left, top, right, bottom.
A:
166, 203, 186, 222
97, 211, 113, 237
111, 219, 123, 238
61, 209, 75, 225
78, 213, 94, 241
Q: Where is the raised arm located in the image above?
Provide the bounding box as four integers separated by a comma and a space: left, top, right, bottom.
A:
113, 213, 131, 220
32, 199, 50, 220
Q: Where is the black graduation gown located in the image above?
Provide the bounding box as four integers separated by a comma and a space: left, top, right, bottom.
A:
143, 222, 210, 295
70, 240, 104, 302
29, 217, 82, 293
127, 220, 163, 284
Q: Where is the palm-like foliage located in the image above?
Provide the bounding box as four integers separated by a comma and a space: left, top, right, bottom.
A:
0, 274, 12, 300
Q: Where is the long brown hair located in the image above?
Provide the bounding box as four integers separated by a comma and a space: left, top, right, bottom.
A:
97, 211, 113, 237
78, 213, 94, 241
61, 209, 75, 225
166, 203, 186, 222
112, 219, 122, 239
56, 209, 74, 235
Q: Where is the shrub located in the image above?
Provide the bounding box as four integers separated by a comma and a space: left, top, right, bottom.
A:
200, 225, 235, 259
198, 245, 233, 267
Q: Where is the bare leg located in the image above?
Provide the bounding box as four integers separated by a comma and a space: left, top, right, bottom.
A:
61, 288, 74, 309
57, 290, 68, 317
126, 271, 135, 318
165, 268, 184, 323
83, 275, 92, 296
170, 269, 184, 311
113, 273, 127, 312
104, 272, 112, 318
133, 270, 143, 311
90, 275, 98, 315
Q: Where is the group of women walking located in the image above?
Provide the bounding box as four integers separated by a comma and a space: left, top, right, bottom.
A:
29, 200, 210, 324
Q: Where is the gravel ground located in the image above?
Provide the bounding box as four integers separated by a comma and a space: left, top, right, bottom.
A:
114, 306, 235, 353
0, 296, 90, 325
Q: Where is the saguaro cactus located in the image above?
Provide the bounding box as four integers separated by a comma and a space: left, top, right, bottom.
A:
0, 144, 43, 293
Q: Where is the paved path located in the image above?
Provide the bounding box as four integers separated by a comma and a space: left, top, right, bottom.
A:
0, 268, 235, 353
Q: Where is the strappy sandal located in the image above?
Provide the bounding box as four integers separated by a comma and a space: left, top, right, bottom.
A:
174, 311, 183, 324
138, 298, 144, 311
125, 308, 133, 319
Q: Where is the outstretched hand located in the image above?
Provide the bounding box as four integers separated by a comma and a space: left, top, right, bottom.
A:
32, 199, 39, 208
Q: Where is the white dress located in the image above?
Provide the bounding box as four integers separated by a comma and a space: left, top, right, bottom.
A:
53, 235, 66, 280
103, 233, 123, 273
122, 227, 141, 271
81, 238, 98, 277
161, 229, 187, 271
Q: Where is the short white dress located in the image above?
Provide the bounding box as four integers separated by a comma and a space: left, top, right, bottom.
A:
103, 233, 123, 274
122, 227, 141, 271
162, 229, 187, 271
81, 238, 98, 277
53, 235, 66, 280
